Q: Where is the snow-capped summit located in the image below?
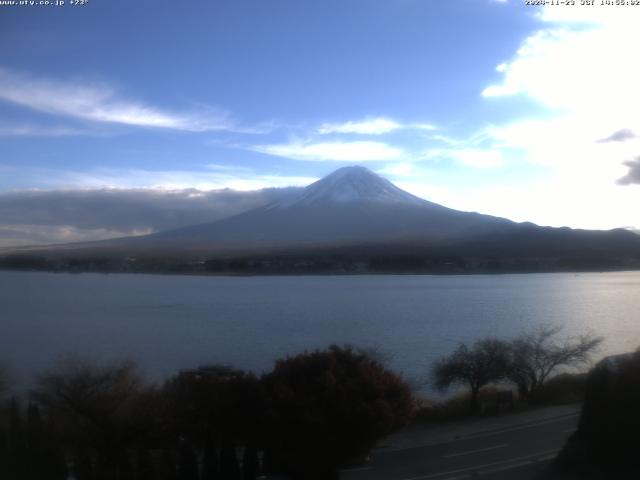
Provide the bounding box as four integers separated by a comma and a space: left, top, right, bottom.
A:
290, 166, 425, 206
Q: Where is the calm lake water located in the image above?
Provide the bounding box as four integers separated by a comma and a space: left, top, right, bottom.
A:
2, 270, 640, 391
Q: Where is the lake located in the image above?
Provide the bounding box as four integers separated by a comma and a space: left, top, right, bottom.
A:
2, 270, 640, 392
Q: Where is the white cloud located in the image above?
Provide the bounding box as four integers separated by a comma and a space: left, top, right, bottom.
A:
317, 117, 436, 135
469, 6, 640, 228
395, 173, 640, 231
370, 7, 640, 230
482, 8, 640, 124
413, 123, 437, 131
420, 145, 505, 169
0, 123, 90, 137
204, 163, 253, 173
318, 118, 402, 135
72, 169, 317, 191
376, 162, 418, 176
450, 149, 504, 168
251, 140, 404, 162
430, 134, 461, 146
0, 67, 236, 132
63, 169, 316, 191
9, 164, 316, 191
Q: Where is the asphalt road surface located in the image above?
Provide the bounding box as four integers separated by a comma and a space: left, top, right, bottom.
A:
342, 411, 579, 480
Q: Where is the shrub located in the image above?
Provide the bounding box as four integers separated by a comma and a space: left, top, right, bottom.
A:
263, 345, 415, 479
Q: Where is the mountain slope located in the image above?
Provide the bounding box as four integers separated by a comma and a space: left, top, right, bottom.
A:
126, 166, 516, 250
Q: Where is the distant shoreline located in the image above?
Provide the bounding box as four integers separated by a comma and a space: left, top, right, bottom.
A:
2, 264, 640, 278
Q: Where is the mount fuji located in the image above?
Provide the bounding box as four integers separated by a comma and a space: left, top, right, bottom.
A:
5, 166, 640, 273
124, 166, 516, 251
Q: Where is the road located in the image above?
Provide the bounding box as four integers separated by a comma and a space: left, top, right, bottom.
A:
342, 411, 579, 480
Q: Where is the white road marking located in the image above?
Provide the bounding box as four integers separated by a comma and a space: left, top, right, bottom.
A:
341, 466, 372, 473
381, 413, 578, 453
476, 452, 557, 477
460, 414, 579, 441
443, 444, 508, 459
401, 448, 560, 480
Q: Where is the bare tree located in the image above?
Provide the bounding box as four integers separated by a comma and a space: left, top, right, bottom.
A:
431, 339, 511, 414
31, 355, 158, 477
508, 325, 602, 399
32, 355, 146, 421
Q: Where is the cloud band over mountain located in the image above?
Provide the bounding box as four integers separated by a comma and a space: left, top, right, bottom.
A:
0, 187, 301, 247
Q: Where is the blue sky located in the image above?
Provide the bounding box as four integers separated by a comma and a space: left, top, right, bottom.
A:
1, 0, 640, 239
